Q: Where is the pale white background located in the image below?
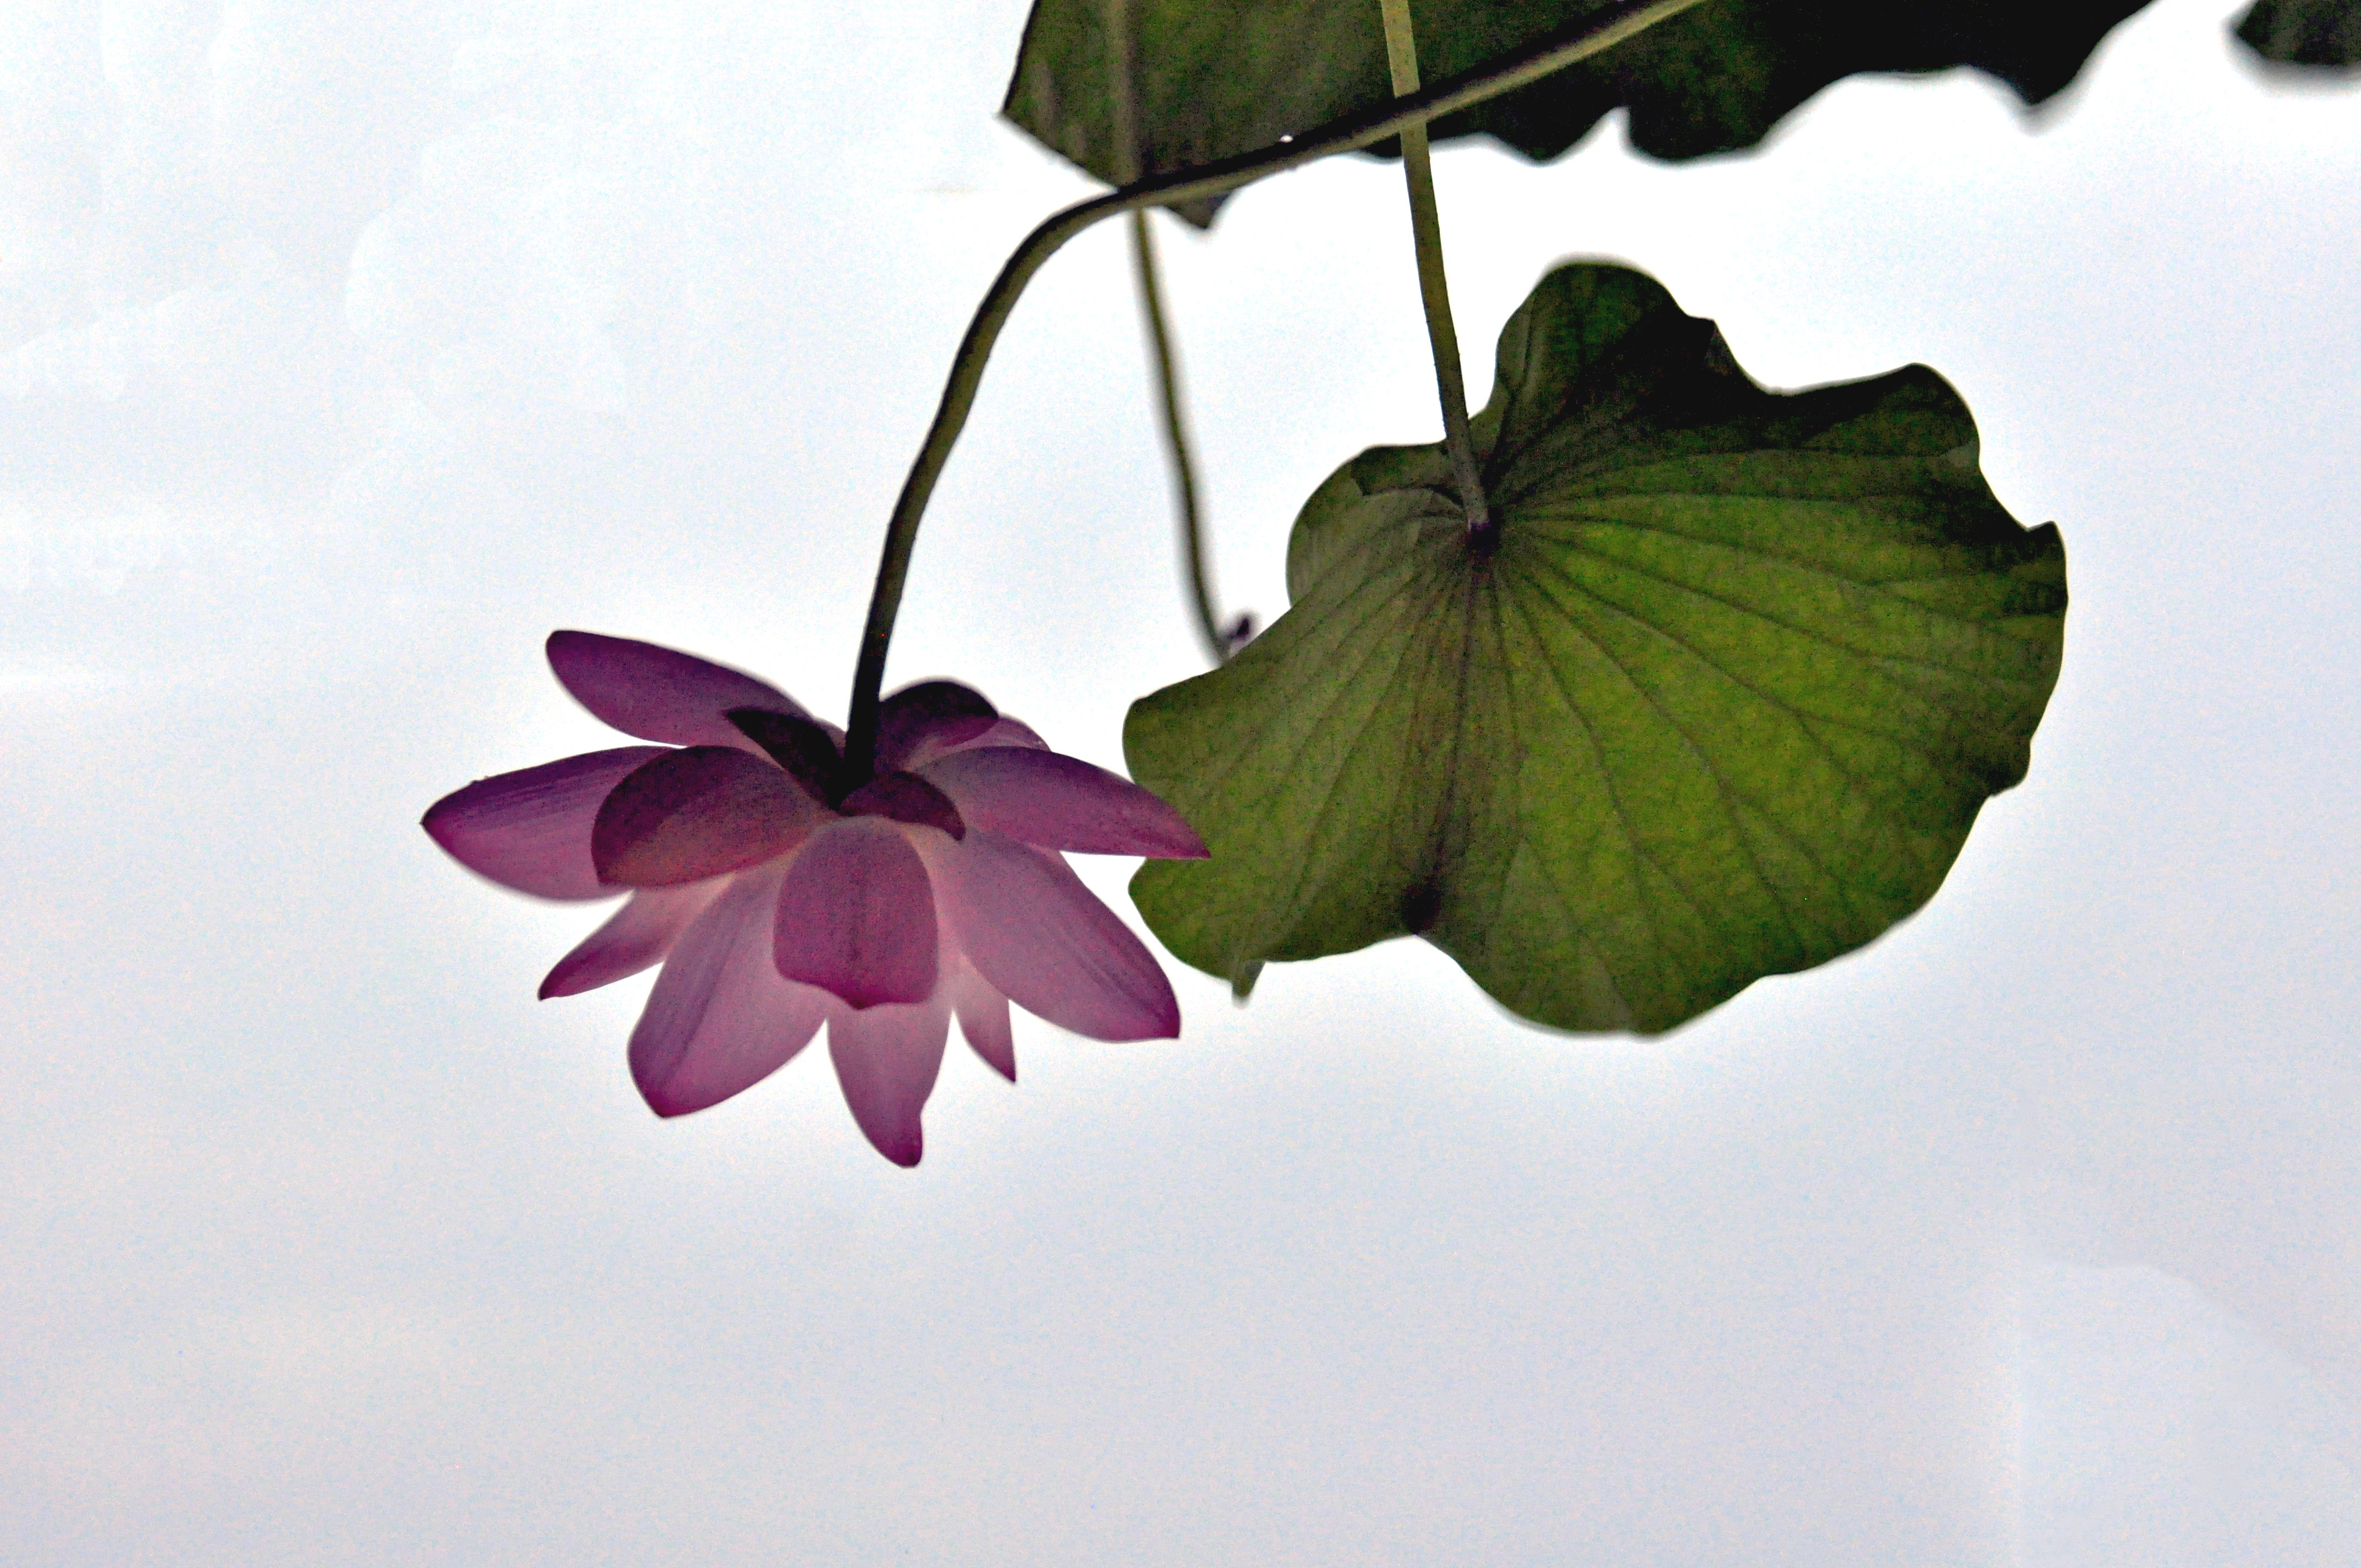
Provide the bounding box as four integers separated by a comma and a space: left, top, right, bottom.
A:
3, 0, 2357, 1562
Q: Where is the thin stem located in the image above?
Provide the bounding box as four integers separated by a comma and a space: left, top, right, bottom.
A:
1109, 0, 1237, 664
1377, 0, 1489, 540
842, 0, 1708, 778
1130, 209, 1234, 663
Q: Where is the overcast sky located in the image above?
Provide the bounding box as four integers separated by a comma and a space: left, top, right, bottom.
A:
4, 0, 2358, 1562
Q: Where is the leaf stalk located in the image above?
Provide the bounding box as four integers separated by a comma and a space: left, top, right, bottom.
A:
842, 0, 1709, 780
1129, 209, 1238, 664
1110, 0, 1239, 665
1377, 0, 1490, 542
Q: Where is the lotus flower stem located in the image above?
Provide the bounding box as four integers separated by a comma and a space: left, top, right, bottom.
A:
1377, 0, 1490, 543
843, 0, 1709, 780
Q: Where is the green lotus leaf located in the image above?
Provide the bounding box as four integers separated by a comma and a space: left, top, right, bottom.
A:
1125, 262, 2066, 1032
1003, 0, 2150, 224
2235, 0, 2361, 66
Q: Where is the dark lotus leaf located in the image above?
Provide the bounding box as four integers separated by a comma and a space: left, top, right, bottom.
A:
2235, 0, 2361, 66
1004, 0, 2151, 225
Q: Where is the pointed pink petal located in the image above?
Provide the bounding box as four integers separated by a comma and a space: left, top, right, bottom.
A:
925, 830, 1180, 1042
921, 748, 1207, 859
904, 716, 1048, 770
629, 865, 829, 1116
423, 746, 668, 900
540, 881, 725, 998
947, 952, 1015, 1082
827, 995, 950, 1167
592, 746, 823, 886
875, 680, 997, 771
773, 819, 938, 1009
548, 630, 807, 747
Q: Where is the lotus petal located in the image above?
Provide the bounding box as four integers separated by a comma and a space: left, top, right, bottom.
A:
629, 865, 829, 1116
726, 708, 843, 803
423, 746, 668, 900
948, 954, 1016, 1082
592, 746, 821, 886
906, 715, 1048, 770
774, 818, 938, 1008
826, 995, 951, 1167
922, 747, 1205, 858
550, 630, 805, 747
927, 830, 1179, 1042
839, 770, 965, 839
541, 881, 726, 998
876, 680, 998, 771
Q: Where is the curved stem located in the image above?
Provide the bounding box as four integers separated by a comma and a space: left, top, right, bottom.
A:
842, 0, 1708, 778
1109, 0, 1238, 665
1129, 209, 1234, 664
1378, 0, 1489, 541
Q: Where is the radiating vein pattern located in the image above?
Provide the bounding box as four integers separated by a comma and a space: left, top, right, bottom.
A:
1128, 263, 2065, 1033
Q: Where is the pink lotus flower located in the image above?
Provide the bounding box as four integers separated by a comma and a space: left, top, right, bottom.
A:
422, 631, 1206, 1165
